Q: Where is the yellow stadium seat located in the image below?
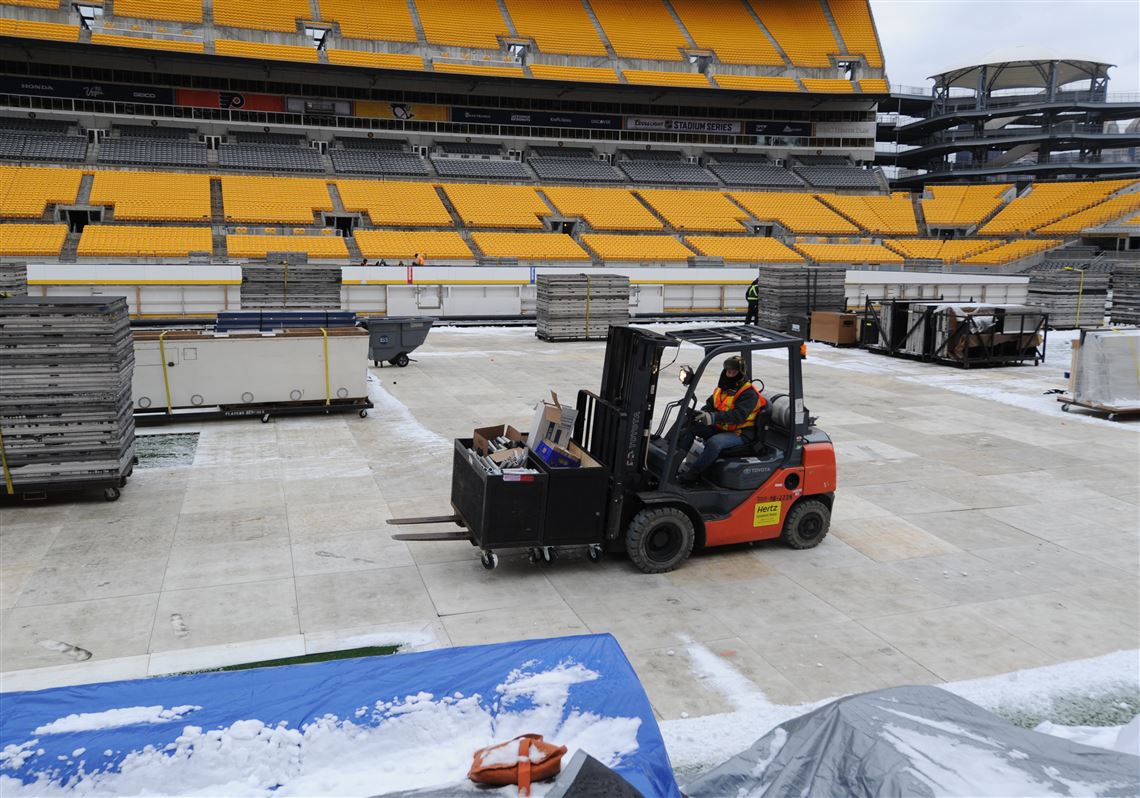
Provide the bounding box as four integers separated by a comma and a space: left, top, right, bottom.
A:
212, 0, 310, 32
828, 0, 884, 68
670, 0, 783, 65
685, 236, 804, 262
415, 0, 509, 49
472, 232, 589, 260
859, 78, 890, 93
796, 243, 903, 264
440, 184, 549, 228
962, 239, 1061, 264
77, 225, 213, 258
2, 0, 59, 7
0, 224, 68, 257
113, 0, 202, 22
589, 0, 688, 61
227, 235, 349, 259
921, 184, 1010, 227
749, 0, 839, 68
88, 171, 211, 222
731, 191, 858, 234
0, 19, 80, 42
883, 239, 1003, 262
505, 0, 607, 56
529, 65, 620, 83
215, 40, 319, 62
326, 51, 424, 70
582, 234, 693, 261
819, 192, 917, 234
637, 189, 749, 232
90, 34, 205, 52
801, 78, 856, 93
979, 180, 1135, 234
433, 62, 526, 78
542, 187, 662, 231
317, 0, 417, 41
337, 180, 453, 226
714, 75, 799, 92
622, 70, 712, 88
1036, 191, 1140, 234
355, 230, 474, 260
221, 176, 334, 223
0, 167, 84, 217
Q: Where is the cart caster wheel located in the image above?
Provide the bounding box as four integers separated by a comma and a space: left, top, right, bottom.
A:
1061, 404, 1070, 412
587, 545, 602, 563
358, 409, 368, 418
103, 487, 121, 502
527, 548, 541, 565
390, 352, 410, 368
541, 547, 557, 565
373, 360, 379, 367
119, 476, 128, 487
261, 412, 271, 423
480, 551, 498, 571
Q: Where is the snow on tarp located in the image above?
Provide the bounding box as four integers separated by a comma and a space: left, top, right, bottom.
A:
0, 634, 680, 798
683, 685, 1140, 798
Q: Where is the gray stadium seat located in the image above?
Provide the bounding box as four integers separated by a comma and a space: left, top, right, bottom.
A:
0, 117, 72, 134
115, 124, 195, 140
793, 166, 881, 189
330, 149, 429, 175
217, 143, 324, 172
98, 137, 207, 167
430, 157, 532, 179
709, 162, 804, 187
338, 137, 407, 151
528, 157, 623, 182
231, 131, 305, 146
618, 159, 717, 185
3, 133, 89, 162
437, 141, 502, 156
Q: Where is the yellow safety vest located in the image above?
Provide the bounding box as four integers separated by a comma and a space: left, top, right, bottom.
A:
711, 381, 764, 432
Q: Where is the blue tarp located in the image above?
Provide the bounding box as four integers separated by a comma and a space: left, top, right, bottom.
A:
0, 633, 679, 797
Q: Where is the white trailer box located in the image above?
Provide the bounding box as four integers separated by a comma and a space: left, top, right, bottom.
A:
132, 327, 369, 411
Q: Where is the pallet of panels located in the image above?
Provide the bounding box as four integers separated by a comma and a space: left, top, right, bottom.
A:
0, 296, 136, 501
536, 274, 630, 341
1027, 270, 1109, 329
755, 264, 846, 333
240, 265, 343, 310
1110, 264, 1140, 325
0, 262, 28, 296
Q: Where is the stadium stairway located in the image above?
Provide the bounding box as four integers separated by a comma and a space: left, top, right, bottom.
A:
581, 0, 623, 66
911, 192, 928, 236
740, 2, 792, 65
209, 178, 224, 224
812, 195, 865, 232
632, 192, 673, 231
819, 2, 849, 56
660, 0, 698, 49
75, 173, 94, 207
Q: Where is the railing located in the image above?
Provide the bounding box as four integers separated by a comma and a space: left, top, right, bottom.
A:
929, 123, 1128, 143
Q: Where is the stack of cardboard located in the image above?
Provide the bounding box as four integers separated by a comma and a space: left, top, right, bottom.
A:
528, 392, 583, 468
240, 265, 343, 310
1110, 264, 1140, 325
0, 262, 28, 296
536, 274, 629, 341
1027, 270, 1108, 328
756, 265, 846, 332
0, 296, 135, 496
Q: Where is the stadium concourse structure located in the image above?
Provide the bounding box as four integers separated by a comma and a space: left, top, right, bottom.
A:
1, 0, 1138, 317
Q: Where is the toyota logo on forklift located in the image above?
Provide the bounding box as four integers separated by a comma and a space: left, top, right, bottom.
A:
389, 325, 837, 574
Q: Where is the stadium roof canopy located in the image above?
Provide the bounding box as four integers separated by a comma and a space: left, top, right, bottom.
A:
930, 47, 1114, 91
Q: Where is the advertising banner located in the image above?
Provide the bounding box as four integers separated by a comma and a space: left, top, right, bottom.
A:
451, 106, 622, 130
745, 120, 814, 136
0, 75, 174, 104
812, 120, 877, 138
624, 116, 742, 134
355, 100, 448, 121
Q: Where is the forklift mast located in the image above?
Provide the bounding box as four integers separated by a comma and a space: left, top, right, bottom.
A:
574, 326, 675, 542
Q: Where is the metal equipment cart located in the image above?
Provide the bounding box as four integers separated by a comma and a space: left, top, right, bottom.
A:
360, 317, 435, 367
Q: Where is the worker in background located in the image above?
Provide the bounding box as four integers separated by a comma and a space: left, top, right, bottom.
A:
676, 355, 766, 484
415, 252, 425, 266
744, 278, 759, 325
379, 258, 388, 267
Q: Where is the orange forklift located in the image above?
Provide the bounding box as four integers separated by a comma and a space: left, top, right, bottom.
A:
390, 325, 836, 573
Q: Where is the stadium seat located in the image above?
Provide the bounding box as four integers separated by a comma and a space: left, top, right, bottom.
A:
0, 19, 80, 42
111, 0, 203, 22
542, 186, 663, 230
433, 63, 526, 78
218, 143, 325, 172
828, 0, 884, 67
731, 191, 859, 234
820, 193, 917, 234
0, 166, 84, 217
962, 239, 1061, 264
921, 184, 1010, 227
89, 171, 211, 221
1035, 191, 1140, 234
0, 223, 68, 256
220, 176, 334, 223
623, 70, 713, 88
472, 231, 590, 260
504, 0, 607, 56
670, 0, 783, 65
212, 0, 310, 32
98, 137, 206, 168
859, 78, 890, 93
77, 225, 213, 258
796, 243, 903, 264
1, 132, 87, 163
317, 0, 417, 41
90, 34, 205, 52
430, 157, 532, 179
637, 189, 750, 232
415, 0, 509, 49
979, 180, 1134, 234
337, 180, 453, 226
440, 184, 549, 228
684, 236, 804, 262
227, 234, 349, 259
528, 65, 620, 83
589, 0, 688, 61
748, 0, 840, 68
529, 158, 623, 182
326, 51, 424, 70
581, 234, 694, 261
883, 239, 1003, 262
215, 40, 319, 63
714, 75, 800, 92
354, 229, 474, 261
800, 79, 856, 93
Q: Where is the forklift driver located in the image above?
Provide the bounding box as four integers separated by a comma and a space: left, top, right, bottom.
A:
677, 355, 766, 484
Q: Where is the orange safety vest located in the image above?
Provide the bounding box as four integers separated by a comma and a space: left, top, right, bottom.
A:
711, 381, 765, 432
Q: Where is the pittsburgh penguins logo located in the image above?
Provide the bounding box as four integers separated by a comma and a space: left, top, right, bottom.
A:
390, 103, 413, 120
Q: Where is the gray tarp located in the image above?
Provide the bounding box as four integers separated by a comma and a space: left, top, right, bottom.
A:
683, 686, 1140, 798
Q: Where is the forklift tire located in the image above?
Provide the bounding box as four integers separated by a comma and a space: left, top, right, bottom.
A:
626, 507, 694, 574
780, 499, 831, 550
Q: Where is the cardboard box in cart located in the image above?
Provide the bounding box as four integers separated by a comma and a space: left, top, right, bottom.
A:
529, 392, 578, 452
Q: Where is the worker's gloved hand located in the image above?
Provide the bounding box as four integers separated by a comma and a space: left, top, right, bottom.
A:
697, 411, 713, 426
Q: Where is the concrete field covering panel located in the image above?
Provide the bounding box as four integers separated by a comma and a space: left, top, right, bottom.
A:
0, 325, 1137, 725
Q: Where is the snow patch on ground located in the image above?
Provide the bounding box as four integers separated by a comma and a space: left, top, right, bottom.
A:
0, 661, 639, 797
33, 706, 201, 735
1035, 716, 1140, 757
365, 373, 451, 451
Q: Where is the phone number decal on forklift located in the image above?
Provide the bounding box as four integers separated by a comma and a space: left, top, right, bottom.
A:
753, 501, 782, 527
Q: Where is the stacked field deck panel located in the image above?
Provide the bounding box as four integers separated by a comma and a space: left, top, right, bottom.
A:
755, 264, 846, 332
0, 263, 28, 296
240, 265, 343, 310
536, 274, 630, 341
1027, 270, 1109, 328
0, 296, 135, 496
1110, 264, 1140, 325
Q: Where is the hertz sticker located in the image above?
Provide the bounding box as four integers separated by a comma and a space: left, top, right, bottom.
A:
753, 501, 782, 527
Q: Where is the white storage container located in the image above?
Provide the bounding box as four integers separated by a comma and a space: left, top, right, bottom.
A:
132, 327, 369, 410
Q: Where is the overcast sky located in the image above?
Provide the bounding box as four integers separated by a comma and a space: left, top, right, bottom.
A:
870, 1, 1140, 94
